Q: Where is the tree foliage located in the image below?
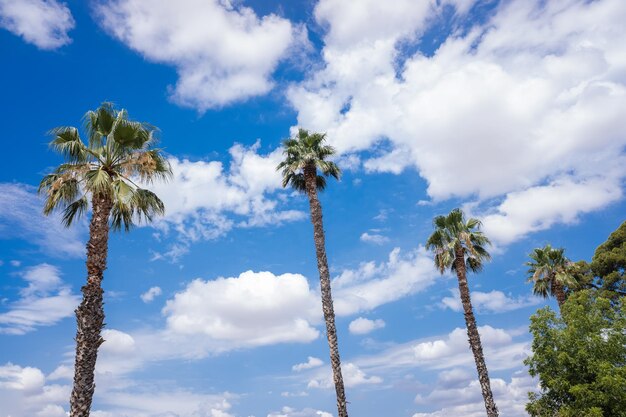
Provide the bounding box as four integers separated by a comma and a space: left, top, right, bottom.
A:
38, 102, 171, 230
525, 290, 626, 417
425, 208, 491, 273
526, 245, 578, 308
575, 221, 626, 298
276, 128, 341, 193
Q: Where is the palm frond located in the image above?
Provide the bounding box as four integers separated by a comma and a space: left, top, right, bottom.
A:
49, 127, 90, 162
426, 208, 492, 276
84, 169, 112, 196
40, 174, 81, 215
525, 244, 578, 297
110, 200, 133, 231
317, 160, 342, 180
62, 197, 89, 226
42, 103, 169, 230
277, 128, 340, 192
131, 188, 165, 223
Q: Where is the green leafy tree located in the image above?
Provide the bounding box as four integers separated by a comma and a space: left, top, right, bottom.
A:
526, 245, 578, 312
576, 221, 626, 298
277, 129, 348, 417
39, 103, 171, 417
426, 208, 499, 417
525, 290, 626, 417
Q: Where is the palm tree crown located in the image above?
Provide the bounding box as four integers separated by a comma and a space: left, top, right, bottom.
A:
526, 244, 577, 300
39, 102, 171, 230
276, 128, 341, 192
426, 208, 492, 273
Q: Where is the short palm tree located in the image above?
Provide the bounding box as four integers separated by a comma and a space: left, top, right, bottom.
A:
39, 102, 171, 417
526, 244, 577, 312
277, 129, 348, 417
426, 208, 499, 417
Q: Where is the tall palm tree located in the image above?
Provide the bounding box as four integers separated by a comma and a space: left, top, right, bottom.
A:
526, 244, 577, 312
277, 129, 348, 417
39, 102, 171, 417
426, 208, 499, 417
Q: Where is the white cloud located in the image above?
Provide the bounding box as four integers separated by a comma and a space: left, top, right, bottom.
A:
0, 183, 84, 257
0, 264, 79, 334
280, 391, 309, 398
95, 0, 302, 110
412, 371, 537, 417
412, 326, 515, 368
348, 317, 386, 335
307, 362, 382, 389
148, 142, 306, 261
292, 356, 324, 372
359, 232, 390, 245
478, 176, 624, 245
289, 0, 626, 244
0, 362, 69, 417
267, 407, 332, 417
440, 289, 542, 313
354, 326, 529, 374
0, 0, 74, 49
92, 387, 235, 417
0, 363, 45, 393
163, 271, 321, 350
140, 286, 162, 303
70, 246, 440, 372
332, 247, 438, 315
47, 365, 72, 381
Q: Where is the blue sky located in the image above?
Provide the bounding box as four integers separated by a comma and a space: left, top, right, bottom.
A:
0, 0, 625, 416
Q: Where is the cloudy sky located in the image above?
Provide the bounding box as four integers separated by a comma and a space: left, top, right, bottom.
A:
0, 0, 624, 416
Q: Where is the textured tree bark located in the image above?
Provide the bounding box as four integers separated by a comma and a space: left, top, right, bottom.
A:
69, 194, 113, 417
455, 245, 499, 417
304, 164, 349, 417
552, 279, 567, 312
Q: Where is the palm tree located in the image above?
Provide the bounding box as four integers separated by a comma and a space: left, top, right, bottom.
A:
39, 102, 171, 417
277, 129, 348, 417
426, 208, 499, 417
526, 244, 577, 312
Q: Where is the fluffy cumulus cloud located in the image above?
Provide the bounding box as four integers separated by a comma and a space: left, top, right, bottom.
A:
0, 183, 84, 257
413, 371, 537, 417
410, 326, 530, 371
148, 142, 305, 261
163, 271, 321, 350
332, 247, 438, 315
91, 389, 236, 417
0, 264, 80, 334
140, 286, 162, 303
352, 325, 529, 375
477, 177, 624, 244
307, 362, 382, 389
267, 407, 332, 417
348, 317, 386, 335
292, 356, 324, 372
0, 0, 74, 49
1, 359, 238, 417
360, 231, 390, 245
0, 362, 69, 417
290, 0, 626, 244
77, 246, 440, 370
94, 0, 302, 110
440, 288, 541, 313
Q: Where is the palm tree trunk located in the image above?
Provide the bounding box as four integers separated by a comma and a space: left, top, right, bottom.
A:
70, 194, 113, 417
455, 246, 499, 417
552, 279, 567, 312
304, 165, 348, 417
